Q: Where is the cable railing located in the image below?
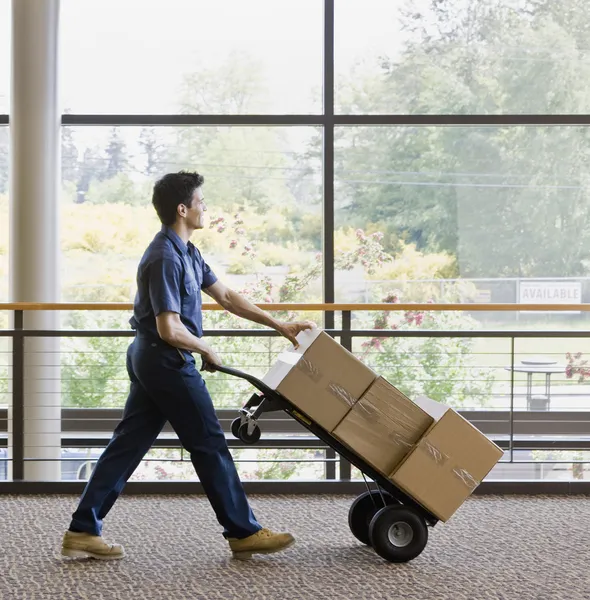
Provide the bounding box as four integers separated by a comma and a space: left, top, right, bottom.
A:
1, 302, 590, 493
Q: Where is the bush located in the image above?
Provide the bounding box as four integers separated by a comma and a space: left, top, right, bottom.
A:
356, 294, 495, 408
86, 174, 153, 207
61, 311, 130, 408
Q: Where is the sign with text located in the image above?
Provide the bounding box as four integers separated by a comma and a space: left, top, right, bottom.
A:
519, 281, 582, 313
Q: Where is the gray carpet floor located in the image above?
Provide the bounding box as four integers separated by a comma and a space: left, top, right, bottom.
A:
0, 494, 588, 600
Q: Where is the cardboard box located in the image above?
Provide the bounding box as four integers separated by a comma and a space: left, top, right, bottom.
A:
332, 377, 434, 475
262, 329, 377, 432
389, 396, 504, 522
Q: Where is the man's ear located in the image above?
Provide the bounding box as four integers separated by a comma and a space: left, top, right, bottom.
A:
177, 203, 187, 218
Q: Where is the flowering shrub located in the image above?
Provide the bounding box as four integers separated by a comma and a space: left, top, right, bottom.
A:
357, 293, 494, 408
565, 352, 590, 383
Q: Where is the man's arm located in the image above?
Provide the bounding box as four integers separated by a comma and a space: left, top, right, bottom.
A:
203, 280, 315, 346
156, 311, 221, 371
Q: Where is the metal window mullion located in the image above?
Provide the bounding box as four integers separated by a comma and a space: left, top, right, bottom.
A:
61, 114, 325, 126
59, 115, 590, 127
323, 0, 335, 331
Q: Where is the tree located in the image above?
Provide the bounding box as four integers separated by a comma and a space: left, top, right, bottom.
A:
104, 128, 128, 181
176, 54, 290, 208
138, 127, 167, 176
331, 0, 590, 277
62, 112, 79, 184
179, 51, 267, 115
76, 147, 104, 204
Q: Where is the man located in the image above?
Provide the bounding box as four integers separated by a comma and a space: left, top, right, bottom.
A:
62, 171, 314, 561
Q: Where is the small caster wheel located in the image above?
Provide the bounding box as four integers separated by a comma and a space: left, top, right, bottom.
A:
348, 490, 394, 546
369, 505, 428, 563
231, 417, 242, 439
238, 422, 261, 444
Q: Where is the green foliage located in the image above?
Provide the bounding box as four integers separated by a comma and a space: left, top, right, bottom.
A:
330, 0, 590, 277
61, 312, 130, 408
356, 295, 495, 409
86, 173, 152, 207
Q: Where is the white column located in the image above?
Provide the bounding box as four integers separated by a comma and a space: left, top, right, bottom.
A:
9, 0, 61, 480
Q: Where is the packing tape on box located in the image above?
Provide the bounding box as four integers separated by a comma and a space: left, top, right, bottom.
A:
356, 400, 426, 447
296, 357, 322, 383
420, 439, 449, 466
419, 440, 480, 491
327, 382, 357, 408
452, 467, 479, 492
388, 431, 416, 450
294, 356, 359, 407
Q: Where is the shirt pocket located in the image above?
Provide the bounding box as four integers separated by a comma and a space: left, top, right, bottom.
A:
183, 273, 198, 296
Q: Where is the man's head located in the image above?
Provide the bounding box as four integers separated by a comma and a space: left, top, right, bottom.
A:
152, 171, 207, 229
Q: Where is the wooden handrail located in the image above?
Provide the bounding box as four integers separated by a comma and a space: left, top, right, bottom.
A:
0, 302, 589, 312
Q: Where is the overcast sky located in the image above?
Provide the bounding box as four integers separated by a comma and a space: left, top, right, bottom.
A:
0, 0, 399, 114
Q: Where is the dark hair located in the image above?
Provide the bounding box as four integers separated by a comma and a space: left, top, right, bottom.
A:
152, 171, 205, 226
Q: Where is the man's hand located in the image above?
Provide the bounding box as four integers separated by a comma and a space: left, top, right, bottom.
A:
200, 344, 223, 372
277, 320, 317, 347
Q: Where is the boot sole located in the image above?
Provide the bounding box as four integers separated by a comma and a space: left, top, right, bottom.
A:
232, 538, 296, 560
61, 548, 125, 560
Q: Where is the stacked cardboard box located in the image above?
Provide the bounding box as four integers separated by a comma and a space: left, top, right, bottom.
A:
332, 377, 434, 476
262, 328, 377, 431
388, 396, 504, 521
262, 328, 503, 521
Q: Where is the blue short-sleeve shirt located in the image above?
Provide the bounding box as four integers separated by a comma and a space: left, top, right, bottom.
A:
129, 226, 217, 339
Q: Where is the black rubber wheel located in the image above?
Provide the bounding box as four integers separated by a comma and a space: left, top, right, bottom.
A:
348, 490, 394, 546
368, 505, 428, 563
231, 417, 242, 439
238, 422, 261, 444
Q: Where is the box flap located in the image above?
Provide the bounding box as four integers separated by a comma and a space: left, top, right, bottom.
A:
262, 328, 322, 389
269, 331, 377, 432
413, 395, 450, 421
294, 327, 322, 353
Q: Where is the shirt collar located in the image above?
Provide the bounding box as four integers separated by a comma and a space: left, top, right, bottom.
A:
160, 225, 189, 256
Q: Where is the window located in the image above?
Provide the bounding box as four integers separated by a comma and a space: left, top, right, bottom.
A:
61, 126, 322, 305
334, 125, 590, 319
335, 0, 590, 114
60, 0, 323, 114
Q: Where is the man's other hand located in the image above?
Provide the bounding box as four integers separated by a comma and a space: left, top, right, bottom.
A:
200, 345, 223, 372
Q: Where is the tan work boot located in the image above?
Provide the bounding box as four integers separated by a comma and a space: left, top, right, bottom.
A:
61, 530, 125, 560
228, 528, 295, 560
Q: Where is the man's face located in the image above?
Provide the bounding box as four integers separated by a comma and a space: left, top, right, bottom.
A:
186, 187, 207, 230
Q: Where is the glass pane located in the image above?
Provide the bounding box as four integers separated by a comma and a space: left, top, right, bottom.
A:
334, 126, 590, 327
0, 0, 8, 113
336, 0, 590, 114
352, 336, 499, 411
61, 125, 322, 304
61, 0, 323, 114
